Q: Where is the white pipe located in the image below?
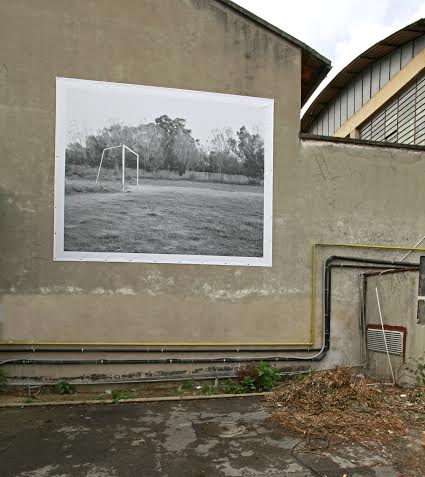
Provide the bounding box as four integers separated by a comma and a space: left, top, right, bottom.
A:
400, 234, 425, 261
123, 145, 139, 187
121, 144, 125, 191
123, 144, 138, 156
374, 285, 396, 385
95, 150, 105, 184
96, 145, 121, 184
136, 153, 139, 186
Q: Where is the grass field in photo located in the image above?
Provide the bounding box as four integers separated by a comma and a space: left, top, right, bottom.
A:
64, 179, 264, 256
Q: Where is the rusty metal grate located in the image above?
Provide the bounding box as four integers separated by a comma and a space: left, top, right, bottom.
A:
366, 326, 405, 356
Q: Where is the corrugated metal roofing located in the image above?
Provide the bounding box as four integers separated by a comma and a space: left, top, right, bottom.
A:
301, 19, 425, 132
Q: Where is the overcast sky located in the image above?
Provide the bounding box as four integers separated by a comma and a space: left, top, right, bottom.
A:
232, 0, 425, 113
64, 80, 270, 148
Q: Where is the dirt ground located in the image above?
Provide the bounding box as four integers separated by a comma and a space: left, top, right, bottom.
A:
64, 179, 264, 256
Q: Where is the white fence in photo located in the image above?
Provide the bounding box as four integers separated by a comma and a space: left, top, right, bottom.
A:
182, 170, 251, 184
137, 169, 252, 185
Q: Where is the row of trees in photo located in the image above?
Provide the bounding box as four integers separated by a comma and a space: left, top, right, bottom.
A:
66, 115, 264, 180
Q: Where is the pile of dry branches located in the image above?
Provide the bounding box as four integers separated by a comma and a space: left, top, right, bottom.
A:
268, 367, 424, 447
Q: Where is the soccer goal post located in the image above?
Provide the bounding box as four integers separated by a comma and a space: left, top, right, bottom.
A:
96, 144, 139, 191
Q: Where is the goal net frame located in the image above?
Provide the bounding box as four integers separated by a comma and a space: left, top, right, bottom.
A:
95, 144, 139, 191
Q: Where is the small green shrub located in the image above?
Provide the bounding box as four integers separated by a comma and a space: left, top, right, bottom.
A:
181, 379, 196, 392
240, 376, 256, 393
255, 361, 278, 391
54, 380, 76, 395
95, 394, 109, 401
223, 379, 242, 394
234, 362, 279, 393
201, 384, 218, 395
111, 389, 135, 403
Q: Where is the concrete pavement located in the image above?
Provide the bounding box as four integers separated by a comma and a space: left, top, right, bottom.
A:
0, 397, 407, 476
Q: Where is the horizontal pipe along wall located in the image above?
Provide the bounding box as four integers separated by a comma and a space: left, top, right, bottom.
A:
1, 243, 424, 382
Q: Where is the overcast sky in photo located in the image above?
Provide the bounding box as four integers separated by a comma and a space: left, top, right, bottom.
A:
65, 82, 269, 148
232, 0, 425, 113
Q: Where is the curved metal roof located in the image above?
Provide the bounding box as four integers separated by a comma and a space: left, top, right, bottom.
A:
217, 0, 332, 106
301, 18, 425, 132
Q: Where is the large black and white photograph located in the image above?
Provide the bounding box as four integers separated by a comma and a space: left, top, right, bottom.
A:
54, 78, 273, 266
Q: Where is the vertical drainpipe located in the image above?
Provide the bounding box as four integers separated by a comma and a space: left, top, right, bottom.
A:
417, 256, 425, 324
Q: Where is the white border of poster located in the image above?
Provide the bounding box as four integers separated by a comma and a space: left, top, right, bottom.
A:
54, 77, 273, 267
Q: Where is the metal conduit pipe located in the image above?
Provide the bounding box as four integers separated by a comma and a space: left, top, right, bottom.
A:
0, 346, 322, 353
323, 257, 418, 356
1, 257, 418, 367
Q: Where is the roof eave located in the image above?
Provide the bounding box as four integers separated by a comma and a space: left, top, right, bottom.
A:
216, 0, 331, 106
301, 18, 425, 132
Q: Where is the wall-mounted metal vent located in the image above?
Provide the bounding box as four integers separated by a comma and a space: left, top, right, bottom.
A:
366, 325, 406, 356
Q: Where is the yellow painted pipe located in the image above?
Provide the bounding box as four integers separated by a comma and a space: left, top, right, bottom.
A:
1, 242, 423, 348
316, 243, 425, 252
0, 341, 311, 347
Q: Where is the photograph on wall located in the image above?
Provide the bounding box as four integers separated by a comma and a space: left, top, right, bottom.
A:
54, 77, 273, 266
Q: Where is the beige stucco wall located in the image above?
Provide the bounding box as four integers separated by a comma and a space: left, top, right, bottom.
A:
1, 0, 425, 380
0, 0, 303, 346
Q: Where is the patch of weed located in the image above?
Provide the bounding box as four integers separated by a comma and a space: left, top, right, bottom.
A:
255, 361, 278, 391
94, 394, 109, 401
223, 362, 279, 394
181, 379, 196, 392
201, 384, 219, 395
240, 376, 257, 393
54, 380, 76, 395
223, 379, 242, 394
111, 389, 135, 403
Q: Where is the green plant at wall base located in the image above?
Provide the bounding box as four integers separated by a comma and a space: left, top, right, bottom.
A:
255, 361, 278, 391
181, 379, 196, 392
240, 376, 256, 393
95, 394, 109, 401
111, 389, 135, 403
234, 362, 279, 393
223, 379, 242, 394
201, 384, 218, 395
54, 380, 76, 395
